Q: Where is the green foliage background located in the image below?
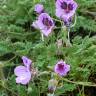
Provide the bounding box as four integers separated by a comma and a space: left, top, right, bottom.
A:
0, 0, 96, 96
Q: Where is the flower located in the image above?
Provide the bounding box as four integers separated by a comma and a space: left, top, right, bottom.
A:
14, 57, 32, 85
54, 60, 70, 76
55, 0, 78, 22
32, 13, 55, 36
22, 56, 32, 69
34, 4, 44, 14
14, 66, 31, 85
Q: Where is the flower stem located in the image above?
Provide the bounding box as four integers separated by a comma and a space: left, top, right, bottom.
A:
71, 13, 77, 28
41, 33, 44, 41
63, 78, 96, 87
0, 62, 8, 94
67, 26, 70, 43
0, 65, 5, 80
47, 93, 55, 96
66, 26, 72, 47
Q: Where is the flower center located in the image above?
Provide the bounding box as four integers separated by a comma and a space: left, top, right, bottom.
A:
61, 2, 73, 13
58, 64, 64, 71
42, 17, 53, 28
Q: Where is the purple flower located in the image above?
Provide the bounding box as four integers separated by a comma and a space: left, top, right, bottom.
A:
14, 57, 32, 85
14, 66, 31, 85
55, 0, 78, 22
22, 56, 32, 69
34, 4, 44, 14
54, 60, 70, 76
32, 13, 55, 37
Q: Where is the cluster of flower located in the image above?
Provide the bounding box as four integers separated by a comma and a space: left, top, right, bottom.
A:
32, 0, 78, 37
14, 0, 78, 87
14, 56, 70, 85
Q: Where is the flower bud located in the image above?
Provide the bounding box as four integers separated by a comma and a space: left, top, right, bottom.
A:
48, 79, 58, 93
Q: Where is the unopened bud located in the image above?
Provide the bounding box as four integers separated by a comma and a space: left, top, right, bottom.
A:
48, 79, 58, 93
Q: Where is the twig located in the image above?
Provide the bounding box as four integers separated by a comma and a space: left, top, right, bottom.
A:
63, 78, 96, 87
41, 33, 44, 41
71, 13, 77, 28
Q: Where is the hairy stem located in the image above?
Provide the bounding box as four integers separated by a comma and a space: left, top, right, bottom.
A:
67, 27, 70, 43
63, 78, 96, 87
41, 33, 44, 41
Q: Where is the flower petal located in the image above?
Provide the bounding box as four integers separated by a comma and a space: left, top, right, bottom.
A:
14, 66, 27, 76
20, 72, 31, 85
41, 26, 54, 36
34, 4, 44, 14
15, 72, 31, 85
22, 56, 32, 68
16, 77, 21, 84
56, 8, 64, 18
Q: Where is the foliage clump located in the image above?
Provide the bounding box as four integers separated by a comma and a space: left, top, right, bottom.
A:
0, 0, 96, 96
